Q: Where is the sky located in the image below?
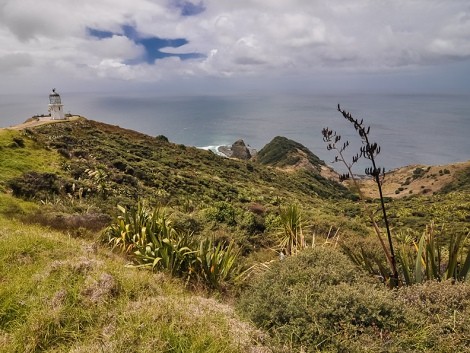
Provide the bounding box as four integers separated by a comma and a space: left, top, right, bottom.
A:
1, 0, 470, 95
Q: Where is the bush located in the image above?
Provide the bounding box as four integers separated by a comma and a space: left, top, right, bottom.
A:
9, 172, 62, 200
238, 246, 470, 352
205, 201, 237, 226
155, 135, 169, 143
11, 137, 25, 148
237, 247, 392, 351
396, 281, 470, 351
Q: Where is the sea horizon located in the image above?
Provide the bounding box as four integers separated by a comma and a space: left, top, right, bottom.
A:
1, 92, 469, 173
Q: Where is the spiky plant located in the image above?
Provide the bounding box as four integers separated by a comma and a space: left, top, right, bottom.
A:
397, 223, 470, 284
105, 201, 243, 289
278, 203, 305, 256
195, 238, 240, 289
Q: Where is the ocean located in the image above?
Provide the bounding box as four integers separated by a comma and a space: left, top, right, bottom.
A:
1, 92, 469, 173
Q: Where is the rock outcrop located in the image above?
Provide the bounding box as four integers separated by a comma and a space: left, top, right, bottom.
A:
218, 139, 255, 160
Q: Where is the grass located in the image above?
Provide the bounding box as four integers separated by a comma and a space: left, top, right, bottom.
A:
0, 130, 62, 192
0, 215, 268, 353
1, 117, 470, 352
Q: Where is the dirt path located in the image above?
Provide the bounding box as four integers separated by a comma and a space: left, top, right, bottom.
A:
0, 116, 82, 131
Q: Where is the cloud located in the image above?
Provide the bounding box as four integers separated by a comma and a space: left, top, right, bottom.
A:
0, 53, 32, 72
0, 0, 469, 93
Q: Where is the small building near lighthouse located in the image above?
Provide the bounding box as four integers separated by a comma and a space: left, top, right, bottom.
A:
48, 88, 65, 120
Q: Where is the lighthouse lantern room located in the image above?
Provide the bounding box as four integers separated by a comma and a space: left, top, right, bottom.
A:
48, 88, 65, 120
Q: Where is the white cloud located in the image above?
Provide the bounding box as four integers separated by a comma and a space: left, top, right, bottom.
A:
0, 0, 469, 93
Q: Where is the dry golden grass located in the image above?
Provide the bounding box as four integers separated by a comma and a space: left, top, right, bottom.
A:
352, 160, 470, 199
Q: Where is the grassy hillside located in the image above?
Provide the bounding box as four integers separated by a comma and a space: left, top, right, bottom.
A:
18, 119, 350, 206
0, 215, 268, 353
356, 161, 470, 198
1, 118, 470, 352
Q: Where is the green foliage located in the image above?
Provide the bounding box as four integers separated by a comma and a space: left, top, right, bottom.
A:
0, 216, 265, 353
205, 201, 237, 226
257, 136, 325, 169
238, 247, 401, 352
9, 172, 62, 200
0, 129, 61, 192
396, 222, 470, 285
238, 246, 470, 352
195, 238, 240, 289
1, 117, 470, 352
277, 203, 305, 256
9, 119, 351, 226
440, 165, 470, 193
104, 202, 242, 289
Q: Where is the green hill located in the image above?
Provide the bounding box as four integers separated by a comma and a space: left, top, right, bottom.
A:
1, 117, 470, 352
256, 136, 325, 171
14, 119, 348, 205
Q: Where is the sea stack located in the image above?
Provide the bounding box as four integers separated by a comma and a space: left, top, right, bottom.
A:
218, 139, 253, 160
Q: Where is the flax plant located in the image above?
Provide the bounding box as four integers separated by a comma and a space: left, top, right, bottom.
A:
195, 238, 240, 289
322, 105, 399, 286
104, 201, 242, 289
397, 222, 470, 284
278, 204, 305, 256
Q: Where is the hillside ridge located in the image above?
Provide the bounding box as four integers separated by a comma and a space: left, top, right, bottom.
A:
2, 116, 468, 198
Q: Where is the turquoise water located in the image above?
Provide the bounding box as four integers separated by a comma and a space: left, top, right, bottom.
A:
1, 92, 469, 172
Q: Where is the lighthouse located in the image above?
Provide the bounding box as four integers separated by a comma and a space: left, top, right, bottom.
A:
48, 88, 65, 120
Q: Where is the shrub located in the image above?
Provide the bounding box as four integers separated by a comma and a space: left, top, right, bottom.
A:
412, 167, 425, 179
205, 201, 237, 226
396, 281, 470, 351
26, 211, 112, 235
155, 134, 169, 142
238, 211, 265, 235
237, 247, 404, 352
11, 137, 25, 148
9, 172, 62, 199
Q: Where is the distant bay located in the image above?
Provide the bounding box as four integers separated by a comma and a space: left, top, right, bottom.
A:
1, 92, 469, 173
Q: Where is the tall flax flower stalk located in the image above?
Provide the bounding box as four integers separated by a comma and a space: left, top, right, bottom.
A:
322, 104, 399, 287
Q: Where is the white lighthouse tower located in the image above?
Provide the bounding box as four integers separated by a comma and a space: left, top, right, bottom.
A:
48, 88, 65, 120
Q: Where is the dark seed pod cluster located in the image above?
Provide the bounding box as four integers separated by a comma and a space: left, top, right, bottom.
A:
322, 104, 399, 287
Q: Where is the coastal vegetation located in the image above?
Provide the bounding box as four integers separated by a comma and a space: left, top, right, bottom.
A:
0, 116, 469, 352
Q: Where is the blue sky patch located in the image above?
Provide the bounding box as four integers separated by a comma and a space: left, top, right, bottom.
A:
173, 1, 206, 16
87, 28, 114, 39
87, 25, 204, 64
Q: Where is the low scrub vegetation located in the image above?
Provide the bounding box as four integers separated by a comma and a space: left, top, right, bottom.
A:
257, 136, 325, 170
1, 117, 470, 352
237, 247, 470, 352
